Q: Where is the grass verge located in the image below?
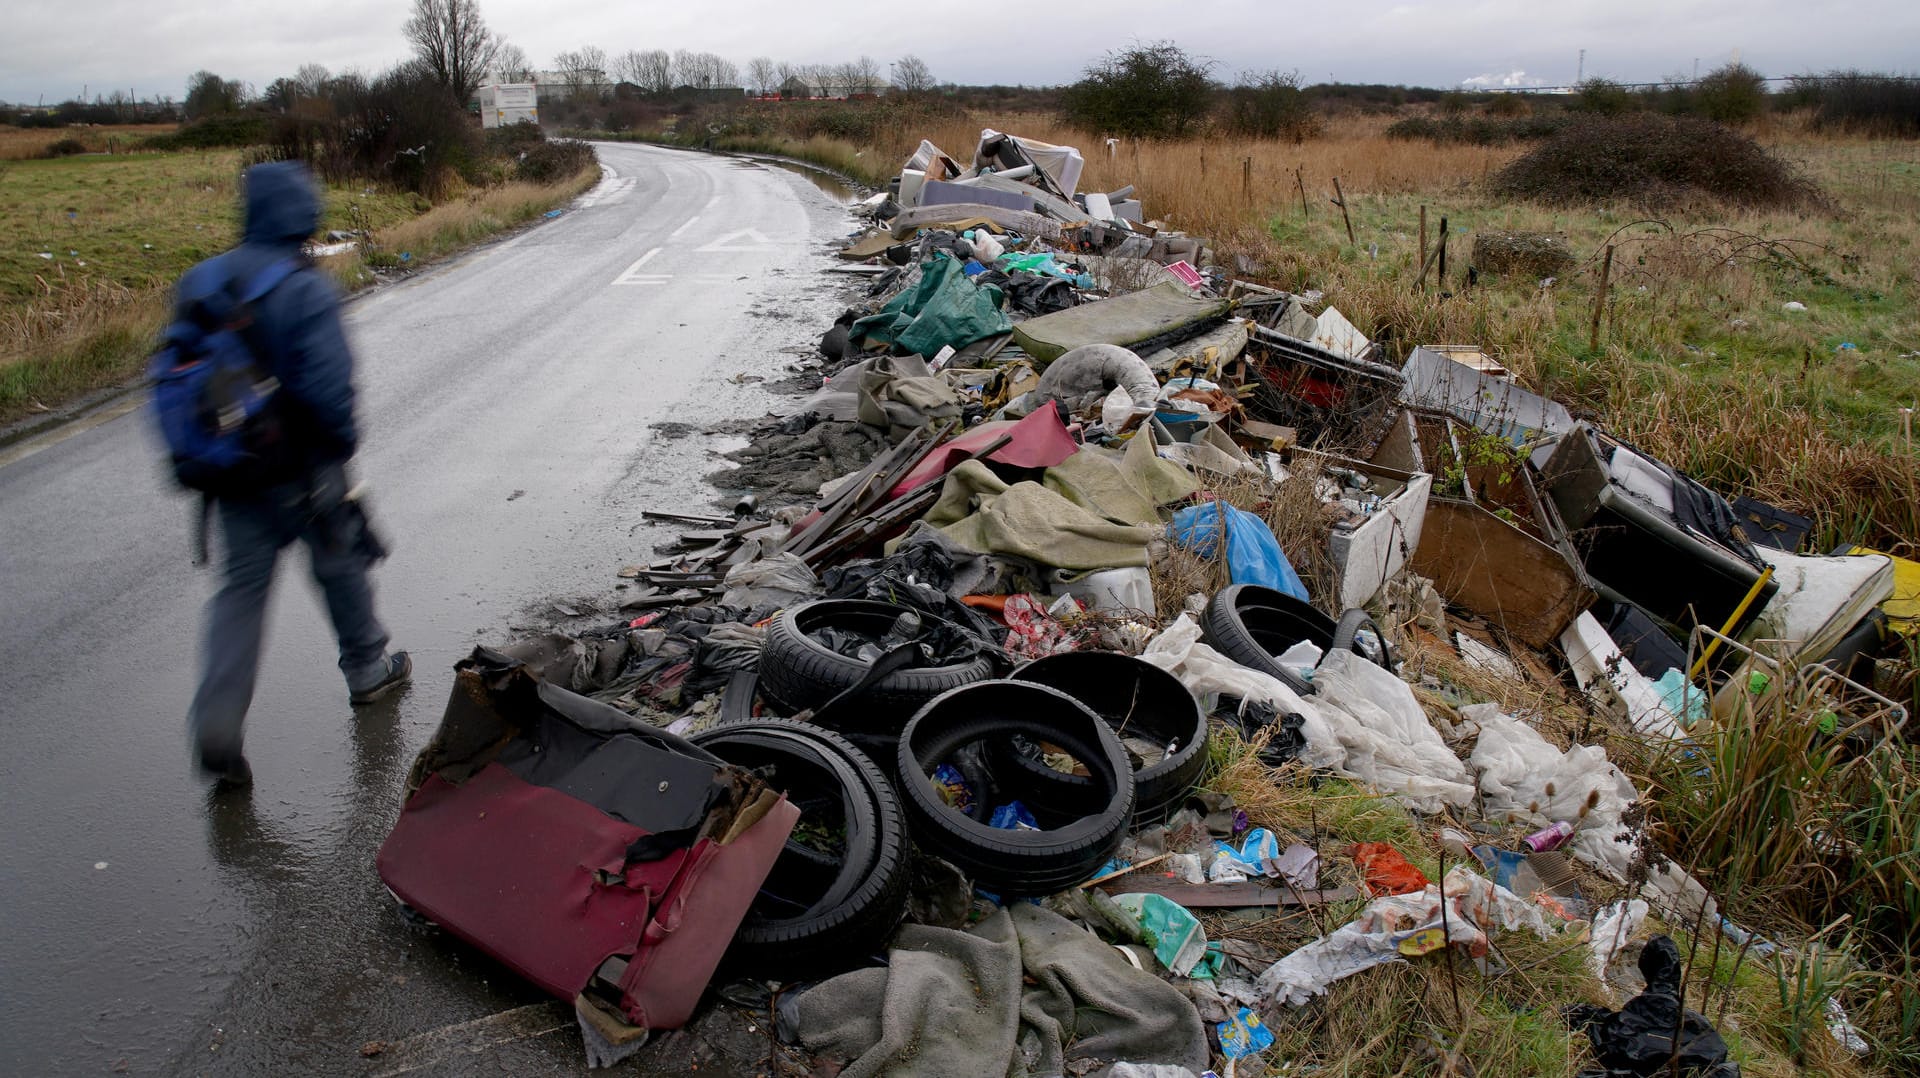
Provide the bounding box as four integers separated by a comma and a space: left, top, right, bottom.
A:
1, 153, 599, 427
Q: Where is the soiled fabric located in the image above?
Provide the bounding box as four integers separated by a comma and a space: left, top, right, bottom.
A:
1043, 433, 1198, 528
788, 903, 1208, 1078
922, 460, 1154, 570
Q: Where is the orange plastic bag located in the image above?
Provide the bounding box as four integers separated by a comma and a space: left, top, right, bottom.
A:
1349, 842, 1431, 897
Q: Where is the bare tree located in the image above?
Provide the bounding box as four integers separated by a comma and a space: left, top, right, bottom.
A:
894, 54, 934, 92
493, 42, 534, 83
850, 55, 882, 95
774, 61, 800, 96
634, 49, 672, 93
404, 0, 500, 105
553, 46, 607, 98
671, 49, 700, 88
832, 62, 862, 98
294, 63, 330, 98
807, 63, 834, 99
746, 57, 777, 97
612, 49, 646, 87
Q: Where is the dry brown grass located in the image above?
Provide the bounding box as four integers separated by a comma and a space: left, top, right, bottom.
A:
0, 124, 174, 160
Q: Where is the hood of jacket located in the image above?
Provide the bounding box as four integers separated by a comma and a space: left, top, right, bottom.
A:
242, 161, 321, 245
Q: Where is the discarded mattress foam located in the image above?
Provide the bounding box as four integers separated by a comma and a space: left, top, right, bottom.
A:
1745, 547, 1893, 660
376, 648, 797, 1040
1012, 281, 1232, 364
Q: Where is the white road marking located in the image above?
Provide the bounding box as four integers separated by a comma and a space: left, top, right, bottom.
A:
610, 248, 662, 284
667, 215, 701, 239
695, 229, 777, 253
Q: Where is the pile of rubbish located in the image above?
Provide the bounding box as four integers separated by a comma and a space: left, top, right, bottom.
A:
373, 129, 1908, 1075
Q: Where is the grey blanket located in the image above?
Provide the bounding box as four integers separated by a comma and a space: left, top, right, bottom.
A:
788, 903, 1208, 1078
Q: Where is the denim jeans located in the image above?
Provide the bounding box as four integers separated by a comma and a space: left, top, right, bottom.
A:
188, 475, 390, 759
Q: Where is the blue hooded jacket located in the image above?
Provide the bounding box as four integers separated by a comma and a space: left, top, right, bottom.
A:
201, 161, 358, 467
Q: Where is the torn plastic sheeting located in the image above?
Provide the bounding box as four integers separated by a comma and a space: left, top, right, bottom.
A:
719, 552, 822, 611
887, 405, 1081, 500
1310, 649, 1476, 813
973, 127, 1086, 198
1169, 501, 1309, 601
1136, 615, 1345, 771
1589, 898, 1649, 982
1465, 702, 1637, 873
1256, 866, 1552, 1007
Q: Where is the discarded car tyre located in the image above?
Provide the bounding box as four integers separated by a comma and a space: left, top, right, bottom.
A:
1003, 651, 1209, 824
897, 681, 1135, 897
759, 599, 996, 726
1200, 584, 1336, 694
1328, 609, 1395, 670
688, 719, 908, 979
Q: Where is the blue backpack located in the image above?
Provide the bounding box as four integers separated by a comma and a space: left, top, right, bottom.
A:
148, 255, 304, 494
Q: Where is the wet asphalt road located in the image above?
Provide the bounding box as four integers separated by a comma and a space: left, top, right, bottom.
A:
0, 143, 853, 1074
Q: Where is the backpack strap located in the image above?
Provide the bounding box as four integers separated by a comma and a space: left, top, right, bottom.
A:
220, 255, 307, 378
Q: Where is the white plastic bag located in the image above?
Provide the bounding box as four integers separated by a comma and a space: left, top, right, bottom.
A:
1310, 649, 1475, 812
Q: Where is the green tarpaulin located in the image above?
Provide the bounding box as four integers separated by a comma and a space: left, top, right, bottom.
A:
851, 255, 1013, 358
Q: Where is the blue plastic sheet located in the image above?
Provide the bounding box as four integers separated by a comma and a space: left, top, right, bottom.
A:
1169, 501, 1309, 600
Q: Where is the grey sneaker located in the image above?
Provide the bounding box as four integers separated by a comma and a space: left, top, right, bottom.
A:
350, 651, 413, 705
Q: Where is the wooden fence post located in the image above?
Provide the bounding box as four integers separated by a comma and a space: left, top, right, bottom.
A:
1589, 244, 1616, 353
1331, 177, 1356, 245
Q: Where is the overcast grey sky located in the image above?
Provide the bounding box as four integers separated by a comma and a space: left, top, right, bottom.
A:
4, 0, 1916, 104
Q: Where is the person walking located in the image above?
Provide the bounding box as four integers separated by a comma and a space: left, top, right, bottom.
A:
174, 161, 410, 788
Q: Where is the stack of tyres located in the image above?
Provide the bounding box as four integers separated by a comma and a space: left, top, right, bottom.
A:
896, 680, 1135, 897
688, 720, 909, 979
1003, 651, 1209, 824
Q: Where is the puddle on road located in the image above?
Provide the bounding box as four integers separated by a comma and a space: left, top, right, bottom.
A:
731, 157, 861, 203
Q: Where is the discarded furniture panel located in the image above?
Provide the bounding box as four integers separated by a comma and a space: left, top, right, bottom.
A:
1310, 307, 1375, 362
920, 179, 1035, 215
1011, 281, 1231, 364
1297, 451, 1431, 611
1541, 424, 1777, 643
891, 204, 1062, 240
377, 649, 798, 1041
1400, 345, 1574, 445
1560, 612, 1690, 740
1410, 497, 1593, 649
1243, 326, 1403, 452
